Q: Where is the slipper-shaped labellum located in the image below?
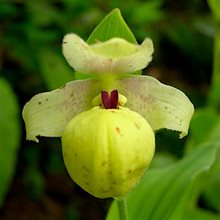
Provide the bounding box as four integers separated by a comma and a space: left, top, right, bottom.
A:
22, 34, 194, 198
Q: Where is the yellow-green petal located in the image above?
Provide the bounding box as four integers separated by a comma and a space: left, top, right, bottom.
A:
62, 34, 153, 75
22, 79, 100, 142
118, 76, 194, 138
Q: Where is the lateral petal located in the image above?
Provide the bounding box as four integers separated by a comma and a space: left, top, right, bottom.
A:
118, 76, 194, 138
22, 79, 100, 142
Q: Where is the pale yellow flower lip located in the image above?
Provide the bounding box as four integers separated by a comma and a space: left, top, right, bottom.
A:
62, 105, 155, 198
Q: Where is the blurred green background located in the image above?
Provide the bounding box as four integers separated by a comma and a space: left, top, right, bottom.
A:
0, 0, 219, 219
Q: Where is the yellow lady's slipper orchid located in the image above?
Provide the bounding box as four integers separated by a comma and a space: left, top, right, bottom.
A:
22, 33, 194, 198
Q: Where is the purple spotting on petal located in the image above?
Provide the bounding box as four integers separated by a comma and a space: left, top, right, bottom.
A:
101, 90, 118, 109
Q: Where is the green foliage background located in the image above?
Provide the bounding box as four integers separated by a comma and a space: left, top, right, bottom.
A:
0, 0, 220, 219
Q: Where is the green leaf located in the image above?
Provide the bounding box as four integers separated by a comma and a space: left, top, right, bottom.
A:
186, 108, 219, 148
186, 111, 220, 213
203, 172, 220, 212
208, 0, 220, 22
150, 152, 177, 169
0, 78, 21, 207
202, 147, 220, 212
38, 50, 74, 90
106, 142, 219, 220
87, 8, 137, 44
183, 208, 220, 220
75, 8, 139, 79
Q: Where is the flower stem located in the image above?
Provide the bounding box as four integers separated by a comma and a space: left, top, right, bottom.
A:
117, 197, 129, 220
209, 21, 220, 107
211, 22, 220, 85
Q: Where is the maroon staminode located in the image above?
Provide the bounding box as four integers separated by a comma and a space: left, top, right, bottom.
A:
101, 90, 118, 109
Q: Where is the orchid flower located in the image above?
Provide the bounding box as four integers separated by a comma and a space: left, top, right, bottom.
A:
22, 34, 194, 198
